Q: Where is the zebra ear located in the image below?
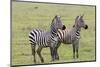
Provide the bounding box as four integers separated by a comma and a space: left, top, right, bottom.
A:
55, 15, 60, 18
81, 14, 84, 18
75, 16, 79, 22
52, 15, 57, 23
55, 15, 57, 18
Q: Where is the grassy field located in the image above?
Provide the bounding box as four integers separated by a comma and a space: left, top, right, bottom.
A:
12, 1, 96, 66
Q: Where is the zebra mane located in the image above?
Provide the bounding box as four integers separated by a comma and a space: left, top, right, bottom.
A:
50, 16, 57, 34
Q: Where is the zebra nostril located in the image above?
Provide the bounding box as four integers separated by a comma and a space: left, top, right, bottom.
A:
73, 25, 75, 27
84, 25, 88, 29
62, 25, 66, 30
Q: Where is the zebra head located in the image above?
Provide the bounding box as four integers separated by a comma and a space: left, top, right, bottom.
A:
73, 15, 88, 30
50, 15, 66, 34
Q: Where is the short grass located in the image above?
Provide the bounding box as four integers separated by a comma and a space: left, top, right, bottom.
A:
12, 1, 96, 66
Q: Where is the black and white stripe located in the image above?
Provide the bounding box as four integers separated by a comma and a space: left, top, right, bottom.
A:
29, 29, 57, 47
57, 15, 88, 59
57, 29, 80, 44
29, 15, 66, 63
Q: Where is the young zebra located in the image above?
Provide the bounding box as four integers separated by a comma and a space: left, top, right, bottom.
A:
29, 15, 66, 63
57, 15, 88, 59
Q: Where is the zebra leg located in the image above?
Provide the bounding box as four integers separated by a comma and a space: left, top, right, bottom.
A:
50, 47, 57, 61
50, 41, 59, 61
36, 47, 44, 63
31, 43, 36, 63
76, 47, 79, 58
50, 47, 54, 61
72, 44, 75, 59
52, 46, 59, 61
76, 42, 79, 58
53, 48, 57, 61
55, 42, 61, 60
55, 48, 59, 60
73, 40, 79, 59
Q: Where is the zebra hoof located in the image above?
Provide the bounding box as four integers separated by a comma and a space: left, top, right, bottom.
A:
41, 59, 44, 63
73, 58, 79, 62
56, 57, 59, 60
56, 56, 59, 60
51, 59, 55, 62
34, 60, 36, 63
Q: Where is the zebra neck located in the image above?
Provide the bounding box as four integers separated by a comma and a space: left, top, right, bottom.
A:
51, 32, 57, 37
74, 26, 81, 32
73, 27, 80, 36
75, 30, 80, 36
50, 29, 58, 36
50, 33, 58, 42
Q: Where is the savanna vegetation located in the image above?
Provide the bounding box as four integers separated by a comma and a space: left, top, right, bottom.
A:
12, 1, 96, 66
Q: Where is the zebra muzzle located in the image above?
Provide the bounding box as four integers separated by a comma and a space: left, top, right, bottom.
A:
62, 25, 66, 30
84, 25, 88, 29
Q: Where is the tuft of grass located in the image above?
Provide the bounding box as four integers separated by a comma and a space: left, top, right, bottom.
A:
12, 1, 96, 65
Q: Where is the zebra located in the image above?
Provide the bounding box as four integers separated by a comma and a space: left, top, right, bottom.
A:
29, 15, 66, 63
57, 15, 88, 59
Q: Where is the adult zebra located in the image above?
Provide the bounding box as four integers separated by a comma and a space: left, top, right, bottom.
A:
57, 15, 88, 59
29, 15, 66, 63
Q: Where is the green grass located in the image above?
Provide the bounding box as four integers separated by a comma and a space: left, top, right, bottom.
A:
12, 1, 96, 66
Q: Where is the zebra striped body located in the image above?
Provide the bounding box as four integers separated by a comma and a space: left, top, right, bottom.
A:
57, 15, 88, 59
29, 15, 66, 63
29, 29, 58, 47
58, 28, 80, 44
